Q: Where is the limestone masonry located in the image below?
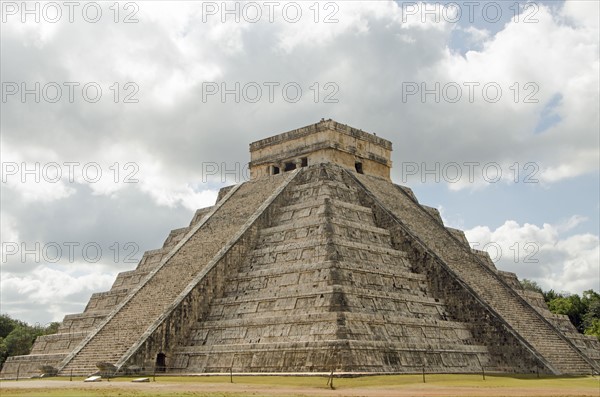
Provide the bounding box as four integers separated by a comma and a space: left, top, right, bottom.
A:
2, 119, 599, 377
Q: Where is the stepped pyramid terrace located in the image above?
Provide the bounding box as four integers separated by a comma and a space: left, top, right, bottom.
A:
2, 119, 599, 378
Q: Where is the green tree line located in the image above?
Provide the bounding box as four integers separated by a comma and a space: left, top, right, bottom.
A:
520, 279, 600, 339
0, 314, 59, 370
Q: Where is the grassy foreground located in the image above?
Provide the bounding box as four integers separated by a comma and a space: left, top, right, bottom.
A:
1, 374, 599, 397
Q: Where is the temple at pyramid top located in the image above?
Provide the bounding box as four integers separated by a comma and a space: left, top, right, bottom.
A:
249, 119, 392, 180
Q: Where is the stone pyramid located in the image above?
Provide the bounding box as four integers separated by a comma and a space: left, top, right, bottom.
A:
2, 120, 599, 378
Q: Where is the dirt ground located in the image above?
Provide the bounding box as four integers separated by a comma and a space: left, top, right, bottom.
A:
1, 375, 599, 397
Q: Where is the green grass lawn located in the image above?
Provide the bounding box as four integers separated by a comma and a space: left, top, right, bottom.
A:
1, 374, 598, 397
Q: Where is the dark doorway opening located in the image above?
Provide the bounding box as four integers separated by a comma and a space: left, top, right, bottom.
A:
301, 157, 308, 167
156, 353, 166, 372
355, 162, 364, 174
284, 162, 296, 172
272, 165, 280, 175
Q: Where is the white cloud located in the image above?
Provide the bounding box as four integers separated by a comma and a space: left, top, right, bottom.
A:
1, 143, 76, 203
464, 217, 600, 294
0, 265, 117, 324
399, 2, 599, 189
461, 25, 491, 45
0, 213, 21, 266
561, 0, 600, 31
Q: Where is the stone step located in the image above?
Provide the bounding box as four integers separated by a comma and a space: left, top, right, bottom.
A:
288, 179, 360, 194
0, 353, 68, 378
237, 260, 422, 286
190, 311, 475, 335
178, 339, 490, 355
162, 226, 190, 250
287, 181, 363, 205
230, 260, 425, 287
250, 228, 398, 258
84, 288, 130, 313
136, 248, 170, 271
111, 269, 151, 290
208, 285, 445, 317
222, 269, 429, 302
275, 200, 374, 225
58, 311, 109, 334
260, 216, 389, 240
249, 237, 409, 262
189, 207, 214, 227
171, 338, 490, 373
275, 197, 371, 216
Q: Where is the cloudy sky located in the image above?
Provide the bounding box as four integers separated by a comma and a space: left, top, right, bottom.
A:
1, 0, 598, 326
